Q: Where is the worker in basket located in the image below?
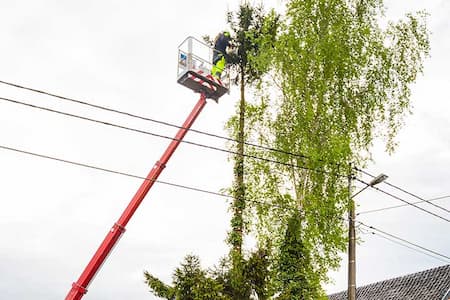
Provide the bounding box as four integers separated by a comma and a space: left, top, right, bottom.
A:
211, 31, 232, 80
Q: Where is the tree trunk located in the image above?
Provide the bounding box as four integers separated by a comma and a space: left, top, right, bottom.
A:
230, 66, 246, 258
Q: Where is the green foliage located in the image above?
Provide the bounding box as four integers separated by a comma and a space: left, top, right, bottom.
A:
244, 247, 272, 300
224, 7, 280, 299
146, 2, 429, 299
172, 255, 223, 300
144, 255, 226, 300
226, 3, 279, 84
144, 271, 175, 300
145, 252, 272, 300
275, 0, 429, 154
213, 247, 272, 300
145, 4, 279, 300
276, 211, 324, 300
238, 0, 430, 296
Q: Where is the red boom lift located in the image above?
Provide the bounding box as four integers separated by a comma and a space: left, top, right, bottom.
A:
65, 37, 230, 299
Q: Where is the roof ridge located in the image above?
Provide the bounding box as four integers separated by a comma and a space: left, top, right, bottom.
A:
360, 263, 450, 288
327, 264, 450, 300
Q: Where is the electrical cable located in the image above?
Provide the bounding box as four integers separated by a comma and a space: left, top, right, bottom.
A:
357, 221, 450, 262
1, 144, 446, 264
356, 167, 450, 214
362, 229, 450, 263
355, 178, 450, 223
358, 195, 450, 215
0, 144, 231, 199
4, 79, 448, 220
2, 81, 448, 221
0, 79, 316, 162
0, 144, 289, 210
0, 95, 345, 177
3, 94, 447, 222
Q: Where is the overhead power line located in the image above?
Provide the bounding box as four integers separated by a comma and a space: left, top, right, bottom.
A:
0, 144, 294, 211
1, 143, 446, 264
2, 143, 447, 263
0, 144, 230, 199
355, 178, 450, 223
3, 79, 448, 220
358, 195, 450, 215
357, 221, 450, 262
361, 227, 450, 263
356, 167, 450, 214
0, 95, 344, 177
0, 79, 315, 162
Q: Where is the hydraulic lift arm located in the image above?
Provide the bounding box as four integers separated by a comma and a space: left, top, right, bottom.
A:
65, 93, 207, 300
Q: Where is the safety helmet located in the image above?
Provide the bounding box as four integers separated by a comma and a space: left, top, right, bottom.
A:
223, 31, 231, 37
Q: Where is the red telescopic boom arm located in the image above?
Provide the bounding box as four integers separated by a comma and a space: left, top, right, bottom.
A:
65, 93, 207, 300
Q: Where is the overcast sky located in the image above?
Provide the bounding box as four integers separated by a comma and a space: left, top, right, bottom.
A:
0, 1, 448, 299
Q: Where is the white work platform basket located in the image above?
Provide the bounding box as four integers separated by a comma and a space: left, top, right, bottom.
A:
177, 36, 230, 101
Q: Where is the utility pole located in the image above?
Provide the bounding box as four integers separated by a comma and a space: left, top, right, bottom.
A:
347, 173, 388, 300
347, 172, 356, 300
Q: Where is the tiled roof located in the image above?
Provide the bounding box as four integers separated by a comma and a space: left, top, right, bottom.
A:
328, 264, 450, 300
